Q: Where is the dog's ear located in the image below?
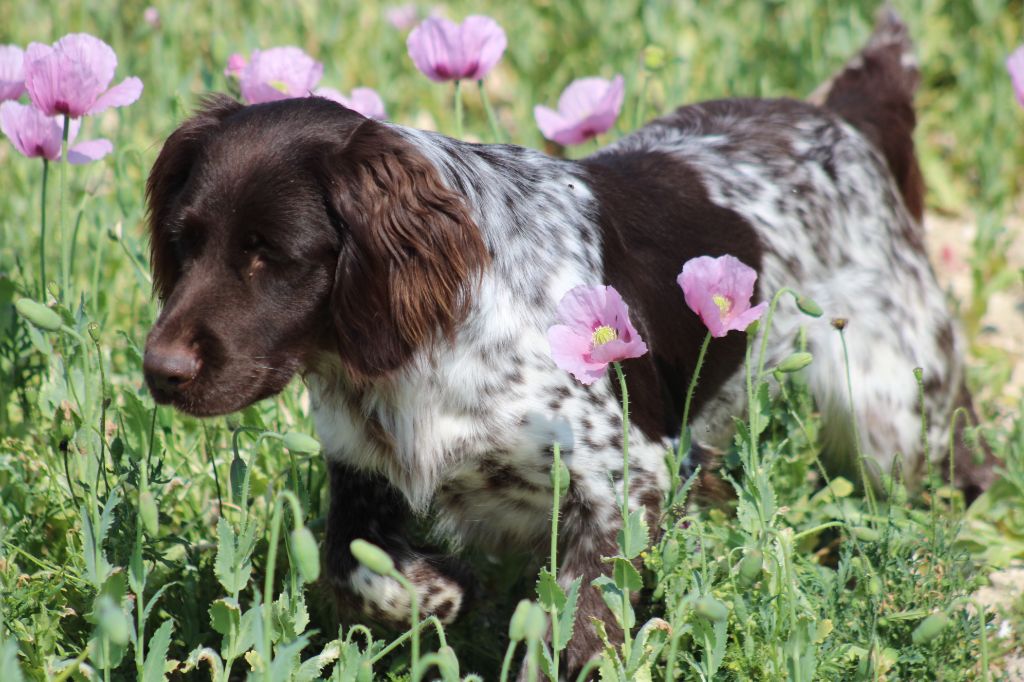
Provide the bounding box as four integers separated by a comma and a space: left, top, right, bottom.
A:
322, 119, 489, 378
146, 94, 243, 300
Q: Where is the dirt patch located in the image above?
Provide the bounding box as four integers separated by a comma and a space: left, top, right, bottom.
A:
925, 210, 1024, 407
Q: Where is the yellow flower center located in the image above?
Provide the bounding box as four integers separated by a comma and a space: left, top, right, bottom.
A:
712, 294, 732, 315
269, 79, 291, 93
592, 325, 617, 346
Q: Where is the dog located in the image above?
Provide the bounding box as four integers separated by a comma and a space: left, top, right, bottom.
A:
143, 11, 992, 674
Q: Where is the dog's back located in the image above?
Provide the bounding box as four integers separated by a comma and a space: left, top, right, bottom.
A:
583, 11, 991, 494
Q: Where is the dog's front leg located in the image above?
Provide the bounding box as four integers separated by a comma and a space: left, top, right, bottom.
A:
322, 460, 471, 627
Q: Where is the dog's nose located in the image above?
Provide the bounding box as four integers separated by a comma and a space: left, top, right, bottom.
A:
143, 344, 201, 395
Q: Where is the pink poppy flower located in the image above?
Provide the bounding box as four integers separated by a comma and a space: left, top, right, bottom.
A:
534, 75, 624, 146
314, 86, 387, 119
1007, 45, 1024, 109
143, 7, 161, 29
406, 15, 507, 82
0, 45, 26, 102
24, 33, 143, 118
386, 4, 420, 31
1, 101, 112, 164
677, 255, 766, 338
238, 46, 323, 104
224, 53, 247, 79
548, 285, 648, 385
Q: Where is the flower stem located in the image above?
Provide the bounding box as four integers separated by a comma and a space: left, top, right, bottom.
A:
262, 490, 306, 681
59, 116, 70, 298
549, 441, 562, 682
478, 79, 503, 142
394, 572, 422, 682
39, 159, 49, 299
837, 327, 878, 517
498, 640, 518, 682
756, 287, 796, 381
675, 331, 713, 470
453, 80, 463, 140
612, 361, 633, 660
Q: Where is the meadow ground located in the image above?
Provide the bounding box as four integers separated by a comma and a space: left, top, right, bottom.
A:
0, 1, 1022, 680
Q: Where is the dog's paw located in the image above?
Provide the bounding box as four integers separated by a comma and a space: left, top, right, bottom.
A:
330, 554, 470, 627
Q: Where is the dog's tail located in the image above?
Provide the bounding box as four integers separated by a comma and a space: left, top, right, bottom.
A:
811, 8, 924, 221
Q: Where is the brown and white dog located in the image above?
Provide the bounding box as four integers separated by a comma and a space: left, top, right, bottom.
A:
143, 12, 991, 673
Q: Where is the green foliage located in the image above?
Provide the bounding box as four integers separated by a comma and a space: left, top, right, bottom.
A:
0, 0, 1022, 679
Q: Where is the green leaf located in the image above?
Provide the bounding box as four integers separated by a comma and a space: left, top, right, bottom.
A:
536, 568, 566, 612
0, 639, 24, 682
96, 594, 130, 646
268, 635, 309, 681
128, 542, 146, 596
295, 640, 341, 682
143, 620, 174, 682
613, 557, 643, 592
617, 508, 649, 559
555, 576, 582, 652
593, 575, 634, 630
209, 598, 241, 638
214, 518, 252, 595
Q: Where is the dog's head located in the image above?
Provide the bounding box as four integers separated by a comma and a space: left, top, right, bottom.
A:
143, 95, 487, 416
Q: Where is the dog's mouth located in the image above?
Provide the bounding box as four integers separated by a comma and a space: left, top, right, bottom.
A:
145, 359, 298, 418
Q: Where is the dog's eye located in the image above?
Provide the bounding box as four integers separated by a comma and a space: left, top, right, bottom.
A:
242, 233, 268, 255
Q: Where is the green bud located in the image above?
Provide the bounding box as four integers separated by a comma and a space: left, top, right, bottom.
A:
550, 460, 570, 496
15, 298, 62, 331
643, 45, 667, 70
775, 352, 813, 373
524, 602, 548, 641
290, 527, 321, 583
694, 595, 728, 622
509, 599, 533, 641
662, 537, 680, 570
436, 646, 460, 680
350, 539, 395, 576
796, 296, 823, 317
87, 322, 101, 343
867, 576, 882, 596
737, 549, 763, 585
851, 526, 880, 542
229, 455, 247, 505
912, 613, 948, 645
282, 431, 320, 454
139, 490, 159, 536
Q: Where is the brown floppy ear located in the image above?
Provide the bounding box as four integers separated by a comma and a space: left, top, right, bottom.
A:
146, 94, 243, 300
323, 120, 489, 378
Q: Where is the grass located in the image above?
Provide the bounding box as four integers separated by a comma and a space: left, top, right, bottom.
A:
1, 0, 1023, 679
